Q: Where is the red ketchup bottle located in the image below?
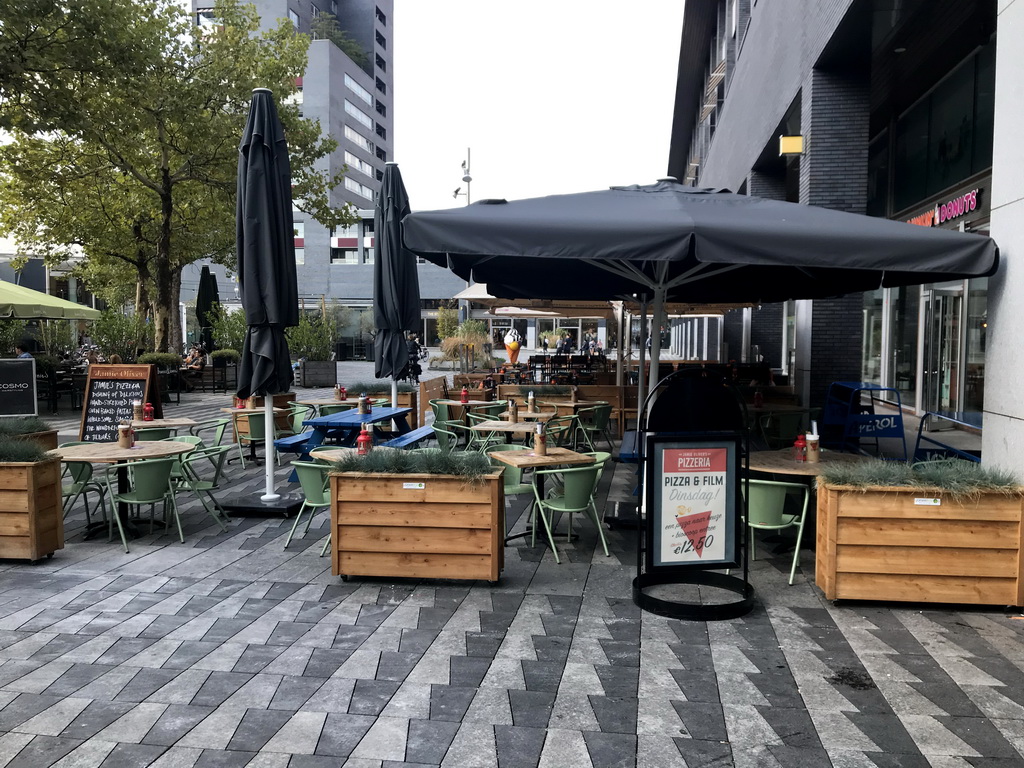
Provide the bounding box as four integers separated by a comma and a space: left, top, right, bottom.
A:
792, 434, 807, 462
356, 424, 373, 456
143, 402, 155, 421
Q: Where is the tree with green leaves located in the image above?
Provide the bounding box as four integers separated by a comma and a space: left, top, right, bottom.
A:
0, 0, 356, 351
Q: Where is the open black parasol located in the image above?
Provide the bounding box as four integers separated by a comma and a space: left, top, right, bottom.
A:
235, 88, 299, 503
373, 162, 420, 406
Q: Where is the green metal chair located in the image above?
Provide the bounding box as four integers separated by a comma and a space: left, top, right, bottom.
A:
744, 478, 809, 585
429, 399, 451, 423
240, 412, 278, 464
545, 414, 579, 449
465, 412, 506, 452
530, 461, 608, 564
286, 460, 333, 549
282, 404, 316, 437
177, 445, 231, 532
189, 418, 231, 447
575, 403, 614, 451
135, 427, 176, 442
59, 441, 107, 527
102, 457, 181, 553
319, 403, 354, 417
487, 444, 532, 496
432, 421, 461, 454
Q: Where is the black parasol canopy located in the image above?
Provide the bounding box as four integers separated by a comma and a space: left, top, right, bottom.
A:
195, 265, 220, 352
402, 180, 998, 305
235, 88, 299, 400
373, 162, 420, 383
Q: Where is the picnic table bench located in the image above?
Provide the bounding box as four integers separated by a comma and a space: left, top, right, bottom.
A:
380, 424, 435, 449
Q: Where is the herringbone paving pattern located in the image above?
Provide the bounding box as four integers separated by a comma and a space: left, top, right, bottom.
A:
2, 371, 1021, 766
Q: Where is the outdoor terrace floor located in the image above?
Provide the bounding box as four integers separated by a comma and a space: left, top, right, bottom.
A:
0, 362, 1017, 767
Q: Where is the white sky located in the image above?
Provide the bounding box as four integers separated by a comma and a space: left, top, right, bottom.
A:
392, 0, 686, 212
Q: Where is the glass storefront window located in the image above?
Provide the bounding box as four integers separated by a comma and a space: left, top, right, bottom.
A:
889, 285, 920, 405
867, 133, 889, 217
862, 289, 883, 385
973, 43, 995, 176
927, 57, 974, 197
894, 100, 929, 213
964, 277, 987, 411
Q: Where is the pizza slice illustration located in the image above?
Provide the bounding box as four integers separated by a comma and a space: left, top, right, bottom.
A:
675, 505, 713, 557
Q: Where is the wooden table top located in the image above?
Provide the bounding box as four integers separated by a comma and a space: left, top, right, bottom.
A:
220, 407, 288, 415
295, 398, 361, 407
131, 418, 197, 429
499, 410, 555, 421
540, 400, 606, 408
487, 446, 596, 470
470, 420, 540, 435
437, 399, 494, 407
748, 448, 874, 476
746, 402, 808, 414
309, 447, 358, 463
53, 440, 196, 463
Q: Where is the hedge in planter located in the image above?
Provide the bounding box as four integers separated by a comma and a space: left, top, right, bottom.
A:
0, 438, 63, 561
0, 417, 58, 451
816, 459, 1024, 606
328, 449, 504, 582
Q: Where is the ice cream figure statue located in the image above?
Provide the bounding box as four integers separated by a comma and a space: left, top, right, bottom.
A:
504, 327, 522, 364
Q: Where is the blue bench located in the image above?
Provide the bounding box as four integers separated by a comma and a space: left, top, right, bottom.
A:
274, 431, 314, 454
381, 425, 435, 449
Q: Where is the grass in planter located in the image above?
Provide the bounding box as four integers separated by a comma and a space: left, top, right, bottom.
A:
341, 380, 415, 394
820, 458, 1021, 502
331, 448, 491, 481
0, 438, 48, 463
0, 417, 51, 436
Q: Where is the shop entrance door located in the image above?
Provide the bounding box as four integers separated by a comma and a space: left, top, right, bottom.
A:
922, 285, 964, 414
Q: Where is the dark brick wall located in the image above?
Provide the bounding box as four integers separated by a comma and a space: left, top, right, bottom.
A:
751, 303, 784, 369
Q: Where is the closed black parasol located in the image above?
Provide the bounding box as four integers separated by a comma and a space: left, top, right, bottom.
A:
373, 162, 420, 405
235, 88, 299, 503
195, 265, 220, 352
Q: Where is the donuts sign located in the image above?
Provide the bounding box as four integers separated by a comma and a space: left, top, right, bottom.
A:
906, 189, 980, 227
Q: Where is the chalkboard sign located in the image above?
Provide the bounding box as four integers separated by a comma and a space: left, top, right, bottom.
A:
79, 365, 163, 442
0, 359, 38, 417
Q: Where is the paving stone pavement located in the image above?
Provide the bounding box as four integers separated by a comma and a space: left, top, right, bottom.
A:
9, 367, 1024, 766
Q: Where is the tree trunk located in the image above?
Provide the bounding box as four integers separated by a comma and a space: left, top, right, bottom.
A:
169, 269, 182, 353
153, 165, 174, 353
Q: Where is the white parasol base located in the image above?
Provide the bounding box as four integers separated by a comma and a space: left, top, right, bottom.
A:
261, 398, 280, 502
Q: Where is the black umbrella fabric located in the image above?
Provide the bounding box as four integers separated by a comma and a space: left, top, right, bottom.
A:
235, 88, 299, 400
402, 180, 998, 305
195, 265, 220, 352
373, 162, 420, 384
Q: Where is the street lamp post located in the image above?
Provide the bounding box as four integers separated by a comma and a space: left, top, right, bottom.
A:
452, 148, 472, 205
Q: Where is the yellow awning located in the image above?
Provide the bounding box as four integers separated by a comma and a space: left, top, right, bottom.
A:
0, 280, 101, 319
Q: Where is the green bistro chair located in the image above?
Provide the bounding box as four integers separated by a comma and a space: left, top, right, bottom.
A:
178, 445, 231, 532
59, 441, 107, 527
286, 460, 333, 550
432, 421, 461, 454
282, 404, 316, 437
241, 412, 278, 464
744, 478, 810, 585
487, 444, 532, 495
465, 412, 506, 453
189, 418, 231, 447
429, 399, 451, 423
575, 403, 614, 451
545, 414, 579, 449
102, 457, 181, 553
319, 403, 354, 417
531, 461, 608, 564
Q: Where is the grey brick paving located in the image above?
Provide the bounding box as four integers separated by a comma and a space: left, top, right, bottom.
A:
0, 374, 1015, 765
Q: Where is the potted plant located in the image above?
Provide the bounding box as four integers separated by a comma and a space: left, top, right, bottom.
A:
816, 459, 1024, 606
0, 436, 63, 560
0, 416, 59, 451
328, 449, 504, 583
288, 314, 337, 387
137, 352, 182, 371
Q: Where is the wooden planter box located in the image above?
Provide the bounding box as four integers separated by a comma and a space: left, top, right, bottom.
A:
330, 471, 504, 582
299, 361, 337, 387
817, 483, 1024, 606
0, 457, 64, 561
13, 430, 59, 451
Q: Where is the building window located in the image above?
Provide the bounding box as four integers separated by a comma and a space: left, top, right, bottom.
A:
344, 125, 374, 153
311, 4, 320, 17
375, 124, 387, 140
364, 247, 374, 264
333, 223, 359, 238
344, 151, 374, 177
375, 77, 386, 95
376, 31, 386, 49
375, 53, 386, 72
331, 248, 359, 264
196, 9, 217, 27
344, 100, 374, 130
344, 74, 372, 106
345, 177, 374, 200
375, 101, 386, 118
294, 248, 304, 266
375, 146, 387, 162
375, 6, 386, 25
288, 9, 299, 28
376, 168, 383, 182
293, 222, 304, 244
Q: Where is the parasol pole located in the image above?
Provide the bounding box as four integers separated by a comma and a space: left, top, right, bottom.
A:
648, 285, 667, 399
261, 397, 280, 502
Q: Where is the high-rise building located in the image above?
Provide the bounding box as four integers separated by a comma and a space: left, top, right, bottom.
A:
189, 0, 465, 349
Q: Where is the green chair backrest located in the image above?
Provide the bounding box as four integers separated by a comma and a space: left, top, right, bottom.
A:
291, 461, 331, 506
245, 413, 268, 440
543, 464, 601, 510
745, 479, 803, 527
59, 441, 94, 489
319, 403, 354, 417
135, 427, 175, 441
590, 403, 613, 430
432, 421, 459, 453
119, 457, 176, 503
429, 399, 450, 423
182, 445, 230, 486
546, 415, 578, 446
288, 405, 315, 434
190, 418, 230, 446
487, 444, 528, 490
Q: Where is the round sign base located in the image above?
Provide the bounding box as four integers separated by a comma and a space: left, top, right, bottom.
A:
632, 570, 754, 621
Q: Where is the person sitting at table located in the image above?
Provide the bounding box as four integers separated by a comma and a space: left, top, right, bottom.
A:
15, 341, 33, 359
181, 343, 206, 391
